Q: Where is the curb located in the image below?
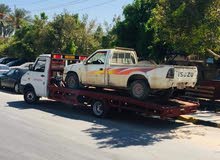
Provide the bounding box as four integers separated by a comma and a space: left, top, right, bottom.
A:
177, 115, 220, 128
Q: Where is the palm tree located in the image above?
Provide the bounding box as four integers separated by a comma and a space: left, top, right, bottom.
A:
0, 4, 30, 37
0, 4, 12, 37
0, 4, 11, 17
11, 8, 30, 29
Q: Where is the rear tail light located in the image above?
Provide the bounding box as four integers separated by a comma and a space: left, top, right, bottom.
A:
52, 54, 62, 59
166, 68, 174, 78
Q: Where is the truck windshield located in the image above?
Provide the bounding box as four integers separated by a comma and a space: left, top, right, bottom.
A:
87, 52, 107, 64
34, 58, 46, 72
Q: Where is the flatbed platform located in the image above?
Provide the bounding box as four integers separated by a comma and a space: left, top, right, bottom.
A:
48, 85, 199, 119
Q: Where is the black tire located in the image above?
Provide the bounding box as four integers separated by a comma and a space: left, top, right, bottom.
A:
14, 83, 20, 93
24, 88, 39, 104
130, 80, 150, 100
65, 73, 79, 89
92, 100, 109, 118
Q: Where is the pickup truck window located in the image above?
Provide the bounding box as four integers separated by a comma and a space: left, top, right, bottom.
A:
33, 58, 46, 72
87, 52, 107, 64
112, 52, 135, 64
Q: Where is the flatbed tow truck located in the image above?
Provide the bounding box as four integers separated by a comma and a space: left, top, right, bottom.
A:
20, 53, 199, 119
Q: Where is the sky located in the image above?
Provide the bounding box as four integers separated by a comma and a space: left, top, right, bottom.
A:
1, 0, 134, 24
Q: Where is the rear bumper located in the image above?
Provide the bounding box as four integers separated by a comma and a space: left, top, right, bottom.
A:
149, 78, 197, 89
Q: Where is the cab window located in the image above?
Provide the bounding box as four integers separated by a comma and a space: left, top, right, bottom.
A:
87, 52, 107, 64
111, 52, 136, 64
33, 58, 46, 72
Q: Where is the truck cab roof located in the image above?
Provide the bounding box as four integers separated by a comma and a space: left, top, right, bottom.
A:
39, 54, 51, 58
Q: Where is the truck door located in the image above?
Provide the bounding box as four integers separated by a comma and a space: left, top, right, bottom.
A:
27, 57, 48, 97
83, 51, 107, 86
108, 52, 136, 87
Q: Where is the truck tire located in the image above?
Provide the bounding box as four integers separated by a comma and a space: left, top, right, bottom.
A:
130, 80, 150, 100
24, 88, 39, 104
65, 73, 79, 89
92, 100, 109, 118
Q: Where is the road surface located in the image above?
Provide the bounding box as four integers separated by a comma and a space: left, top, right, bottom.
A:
0, 89, 220, 160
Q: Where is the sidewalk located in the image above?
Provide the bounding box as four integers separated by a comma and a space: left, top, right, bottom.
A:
178, 111, 220, 128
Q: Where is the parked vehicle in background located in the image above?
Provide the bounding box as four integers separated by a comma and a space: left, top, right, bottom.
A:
11, 62, 34, 69
6, 59, 27, 67
0, 68, 28, 93
64, 47, 198, 100
0, 64, 10, 74
0, 57, 17, 64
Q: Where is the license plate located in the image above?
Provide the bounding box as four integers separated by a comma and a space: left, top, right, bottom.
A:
177, 72, 194, 77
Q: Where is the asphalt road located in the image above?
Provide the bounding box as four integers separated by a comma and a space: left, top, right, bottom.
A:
0, 89, 220, 160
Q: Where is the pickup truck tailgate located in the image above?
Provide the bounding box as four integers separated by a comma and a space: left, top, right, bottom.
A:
174, 66, 198, 88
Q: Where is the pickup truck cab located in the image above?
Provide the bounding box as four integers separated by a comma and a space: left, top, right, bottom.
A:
20, 54, 50, 99
64, 47, 198, 100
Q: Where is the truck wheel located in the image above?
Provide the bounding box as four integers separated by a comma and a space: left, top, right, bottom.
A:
24, 89, 39, 104
92, 100, 109, 118
14, 83, 20, 93
65, 73, 79, 89
130, 80, 150, 100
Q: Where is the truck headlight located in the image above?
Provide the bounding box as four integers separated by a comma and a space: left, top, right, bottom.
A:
166, 68, 174, 78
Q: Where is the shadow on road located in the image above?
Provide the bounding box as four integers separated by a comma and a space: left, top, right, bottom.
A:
7, 100, 190, 148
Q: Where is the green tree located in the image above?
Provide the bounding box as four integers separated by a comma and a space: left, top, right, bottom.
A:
1, 11, 105, 58
111, 0, 157, 58
149, 0, 220, 57
0, 4, 13, 37
3, 12, 47, 59
48, 13, 102, 55
11, 8, 31, 29
0, 4, 11, 14
0, 4, 30, 38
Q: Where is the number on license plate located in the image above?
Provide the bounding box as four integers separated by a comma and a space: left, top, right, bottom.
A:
178, 72, 194, 77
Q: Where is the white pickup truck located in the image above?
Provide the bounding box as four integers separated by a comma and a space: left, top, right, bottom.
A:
64, 47, 198, 100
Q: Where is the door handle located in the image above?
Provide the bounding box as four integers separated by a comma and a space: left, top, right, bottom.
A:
99, 68, 103, 71
41, 75, 45, 77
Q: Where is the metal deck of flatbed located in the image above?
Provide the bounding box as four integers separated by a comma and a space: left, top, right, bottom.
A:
47, 85, 198, 119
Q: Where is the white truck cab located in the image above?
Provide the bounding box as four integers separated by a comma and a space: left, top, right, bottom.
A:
20, 54, 51, 99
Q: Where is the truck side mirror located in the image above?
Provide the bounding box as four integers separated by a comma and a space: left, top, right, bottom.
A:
29, 64, 33, 71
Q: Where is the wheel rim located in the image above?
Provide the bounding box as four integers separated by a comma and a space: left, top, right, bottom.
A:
67, 76, 76, 88
26, 91, 35, 102
93, 101, 104, 116
15, 84, 19, 93
133, 83, 144, 97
